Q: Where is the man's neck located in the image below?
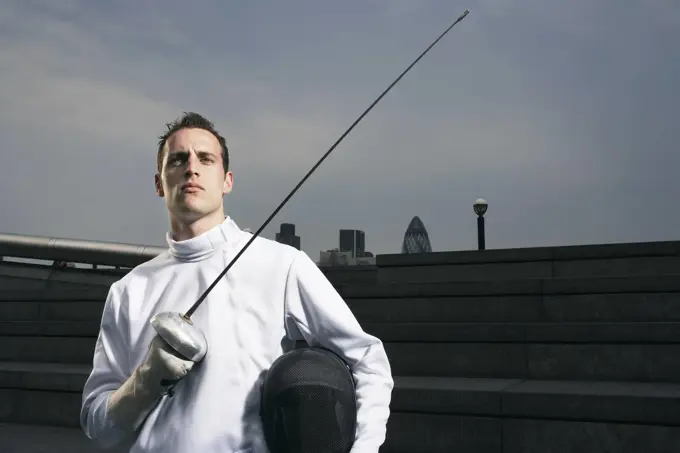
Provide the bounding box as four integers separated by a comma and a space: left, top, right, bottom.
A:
170, 211, 225, 242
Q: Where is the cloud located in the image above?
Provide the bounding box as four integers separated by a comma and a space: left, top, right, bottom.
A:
0, 0, 679, 259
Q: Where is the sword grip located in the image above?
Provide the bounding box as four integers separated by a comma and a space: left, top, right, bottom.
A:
160, 378, 181, 397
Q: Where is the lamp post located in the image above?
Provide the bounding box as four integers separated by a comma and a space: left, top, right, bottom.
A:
473, 198, 488, 250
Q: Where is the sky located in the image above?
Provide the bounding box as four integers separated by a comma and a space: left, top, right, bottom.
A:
0, 0, 679, 260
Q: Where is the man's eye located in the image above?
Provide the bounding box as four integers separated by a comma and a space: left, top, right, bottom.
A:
201, 157, 214, 163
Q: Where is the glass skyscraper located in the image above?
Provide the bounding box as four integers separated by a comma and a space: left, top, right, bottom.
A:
401, 216, 432, 254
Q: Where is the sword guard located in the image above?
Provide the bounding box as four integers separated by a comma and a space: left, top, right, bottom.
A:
151, 311, 208, 362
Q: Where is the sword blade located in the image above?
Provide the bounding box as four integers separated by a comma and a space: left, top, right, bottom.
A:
184, 9, 470, 318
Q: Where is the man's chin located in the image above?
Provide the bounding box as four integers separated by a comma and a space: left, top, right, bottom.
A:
171, 202, 218, 220
170, 202, 200, 215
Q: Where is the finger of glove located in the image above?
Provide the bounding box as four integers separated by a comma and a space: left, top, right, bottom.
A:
158, 348, 195, 377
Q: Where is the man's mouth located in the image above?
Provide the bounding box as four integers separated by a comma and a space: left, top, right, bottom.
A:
181, 183, 204, 193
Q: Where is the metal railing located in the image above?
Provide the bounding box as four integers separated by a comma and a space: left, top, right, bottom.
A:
0, 232, 166, 268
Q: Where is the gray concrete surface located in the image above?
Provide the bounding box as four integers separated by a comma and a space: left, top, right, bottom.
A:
377, 255, 680, 283
384, 413, 680, 453
340, 274, 680, 298
377, 239, 680, 265
0, 423, 130, 453
4, 239, 680, 452
5, 361, 680, 427
5, 416, 680, 453
6, 320, 680, 343
348, 292, 680, 323
5, 334, 680, 382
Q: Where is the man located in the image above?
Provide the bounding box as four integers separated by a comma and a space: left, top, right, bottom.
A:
80, 112, 394, 453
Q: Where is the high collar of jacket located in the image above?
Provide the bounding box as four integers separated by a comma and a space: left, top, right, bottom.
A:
166, 216, 242, 262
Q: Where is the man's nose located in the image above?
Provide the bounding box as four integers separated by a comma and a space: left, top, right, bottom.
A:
184, 153, 200, 176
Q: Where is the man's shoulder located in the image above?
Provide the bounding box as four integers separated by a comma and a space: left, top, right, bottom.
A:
246, 234, 317, 270
243, 234, 312, 269
246, 233, 299, 256
109, 249, 174, 292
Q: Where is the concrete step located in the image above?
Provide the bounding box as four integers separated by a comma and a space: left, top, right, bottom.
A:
377, 254, 680, 284
364, 322, 680, 343
3, 362, 680, 428
321, 265, 378, 286
383, 414, 680, 453
4, 292, 680, 325
4, 275, 680, 302
383, 342, 680, 382
4, 418, 679, 453
3, 320, 680, 344
3, 417, 677, 453
391, 376, 680, 427
0, 288, 109, 302
0, 423, 131, 453
0, 337, 96, 364
339, 275, 680, 299
2, 336, 680, 383
375, 240, 680, 284
348, 292, 680, 323
3, 276, 680, 324
0, 300, 105, 322
0, 321, 98, 337
3, 362, 680, 453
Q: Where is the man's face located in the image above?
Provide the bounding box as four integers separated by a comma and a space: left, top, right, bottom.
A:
155, 128, 233, 222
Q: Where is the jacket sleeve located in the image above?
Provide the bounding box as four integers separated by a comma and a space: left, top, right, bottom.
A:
283, 250, 394, 453
80, 282, 133, 448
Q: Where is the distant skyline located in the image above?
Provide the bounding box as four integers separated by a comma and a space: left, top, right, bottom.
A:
1, 1, 679, 259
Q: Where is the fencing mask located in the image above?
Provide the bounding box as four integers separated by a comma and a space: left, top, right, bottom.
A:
260, 347, 357, 453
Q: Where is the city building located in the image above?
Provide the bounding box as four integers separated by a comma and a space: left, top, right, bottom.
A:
318, 248, 375, 267
401, 216, 433, 254
339, 229, 366, 258
318, 228, 375, 266
275, 223, 301, 250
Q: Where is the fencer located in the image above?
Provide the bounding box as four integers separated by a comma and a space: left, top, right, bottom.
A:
79, 112, 394, 452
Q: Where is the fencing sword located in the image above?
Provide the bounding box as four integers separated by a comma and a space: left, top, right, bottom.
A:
150, 8, 471, 371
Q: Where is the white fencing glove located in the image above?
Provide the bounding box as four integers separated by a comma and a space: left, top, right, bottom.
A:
106, 335, 196, 430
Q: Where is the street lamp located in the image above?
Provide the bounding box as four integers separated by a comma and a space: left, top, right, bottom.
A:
473, 198, 488, 250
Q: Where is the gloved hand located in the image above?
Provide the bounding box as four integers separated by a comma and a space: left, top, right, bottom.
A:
138, 335, 196, 392
106, 335, 196, 430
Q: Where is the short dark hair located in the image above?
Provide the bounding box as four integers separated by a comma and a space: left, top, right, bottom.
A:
157, 112, 229, 173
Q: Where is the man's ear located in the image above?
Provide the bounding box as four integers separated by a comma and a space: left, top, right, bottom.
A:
223, 171, 234, 195
154, 174, 164, 197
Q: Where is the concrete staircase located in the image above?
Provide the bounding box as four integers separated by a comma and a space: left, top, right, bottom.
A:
342, 241, 680, 452
1, 241, 680, 452
343, 276, 680, 452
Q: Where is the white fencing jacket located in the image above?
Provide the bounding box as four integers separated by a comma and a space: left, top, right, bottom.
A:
80, 217, 394, 453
